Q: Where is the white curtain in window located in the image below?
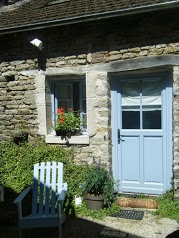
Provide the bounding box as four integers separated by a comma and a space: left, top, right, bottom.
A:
121, 80, 161, 109
121, 81, 140, 106
142, 80, 161, 105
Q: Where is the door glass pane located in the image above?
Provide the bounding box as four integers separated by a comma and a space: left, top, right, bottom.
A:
143, 105, 161, 129
121, 81, 140, 106
142, 80, 162, 129
122, 106, 140, 129
142, 80, 161, 105
121, 81, 140, 129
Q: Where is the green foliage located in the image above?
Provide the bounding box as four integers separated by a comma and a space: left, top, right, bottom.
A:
0, 141, 86, 198
80, 159, 117, 207
0, 141, 120, 222
75, 202, 121, 220
53, 108, 81, 133
155, 191, 179, 221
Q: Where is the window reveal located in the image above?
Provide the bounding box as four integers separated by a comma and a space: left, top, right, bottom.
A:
52, 80, 87, 134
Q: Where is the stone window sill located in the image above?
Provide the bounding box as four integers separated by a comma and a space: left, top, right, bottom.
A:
45, 135, 90, 144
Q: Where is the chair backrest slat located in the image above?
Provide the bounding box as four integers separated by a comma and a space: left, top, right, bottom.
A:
32, 163, 39, 215
32, 161, 63, 217
51, 162, 57, 215
39, 162, 45, 215
44, 162, 51, 215
57, 162, 63, 194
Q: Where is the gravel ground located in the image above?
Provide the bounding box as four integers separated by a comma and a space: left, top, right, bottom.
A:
0, 210, 179, 238
62, 211, 179, 238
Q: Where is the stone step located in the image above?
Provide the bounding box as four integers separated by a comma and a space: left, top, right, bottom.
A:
116, 196, 158, 209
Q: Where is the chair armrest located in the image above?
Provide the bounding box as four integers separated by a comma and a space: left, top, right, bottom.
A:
58, 182, 67, 202
62, 182, 67, 191
13, 186, 32, 205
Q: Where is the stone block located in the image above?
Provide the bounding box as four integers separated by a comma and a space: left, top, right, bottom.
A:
8, 85, 25, 91
5, 109, 18, 115
116, 197, 158, 209
108, 54, 122, 61
96, 76, 108, 97
139, 50, 148, 56
87, 53, 92, 63
163, 47, 174, 54
56, 61, 65, 66
15, 64, 30, 71
0, 82, 7, 88
78, 59, 87, 64
26, 85, 35, 90
122, 53, 136, 59
2, 71, 17, 76
78, 54, 86, 59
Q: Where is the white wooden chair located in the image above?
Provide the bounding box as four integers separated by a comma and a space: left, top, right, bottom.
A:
14, 161, 67, 238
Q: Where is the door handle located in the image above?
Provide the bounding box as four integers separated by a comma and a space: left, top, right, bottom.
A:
118, 129, 125, 144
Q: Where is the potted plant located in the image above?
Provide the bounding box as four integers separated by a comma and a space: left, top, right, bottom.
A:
53, 108, 81, 141
80, 158, 117, 210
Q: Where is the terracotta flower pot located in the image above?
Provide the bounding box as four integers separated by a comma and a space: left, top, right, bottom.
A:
84, 194, 104, 210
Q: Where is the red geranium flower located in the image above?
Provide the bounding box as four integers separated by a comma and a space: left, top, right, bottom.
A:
57, 108, 64, 114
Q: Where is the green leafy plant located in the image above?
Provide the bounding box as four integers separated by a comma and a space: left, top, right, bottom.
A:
53, 108, 81, 134
155, 191, 179, 221
75, 202, 121, 220
80, 158, 117, 207
11, 121, 29, 144
0, 141, 87, 196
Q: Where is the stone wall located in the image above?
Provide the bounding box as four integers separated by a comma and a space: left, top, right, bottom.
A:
0, 8, 179, 195
0, 64, 38, 141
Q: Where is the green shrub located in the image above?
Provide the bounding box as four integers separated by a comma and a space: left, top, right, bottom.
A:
0, 141, 86, 198
75, 202, 120, 220
0, 141, 119, 221
155, 191, 179, 221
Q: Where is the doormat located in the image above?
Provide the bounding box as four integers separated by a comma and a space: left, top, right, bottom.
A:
110, 210, 144, 220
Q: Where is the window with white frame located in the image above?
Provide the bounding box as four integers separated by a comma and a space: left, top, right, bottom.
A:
51, 79, 87, 134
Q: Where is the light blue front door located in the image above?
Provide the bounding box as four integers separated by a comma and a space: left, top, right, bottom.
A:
111, 73, 172, 195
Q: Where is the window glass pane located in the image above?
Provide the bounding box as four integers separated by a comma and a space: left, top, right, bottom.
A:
58, 100, 71, 110
121, 81, 140, 106
142, 80, 161, 105
122, 106, 140, 129
82, 84, 86, 97
82, 100, 86, 113
57, 85, 71, 99
81, 112, 87, 131
143, 105, 161, 129
73, 83, 80, 111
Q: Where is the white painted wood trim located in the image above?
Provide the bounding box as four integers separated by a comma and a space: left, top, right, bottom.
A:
45, 135, 89, 144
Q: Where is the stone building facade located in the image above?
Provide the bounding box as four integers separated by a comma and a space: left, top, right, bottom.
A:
1, 5, 179, 197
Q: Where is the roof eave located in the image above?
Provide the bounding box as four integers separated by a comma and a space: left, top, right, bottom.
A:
1, 0, 179, 35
